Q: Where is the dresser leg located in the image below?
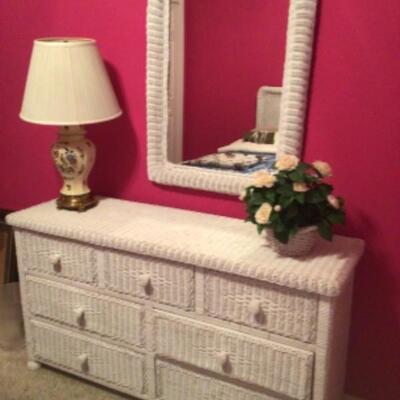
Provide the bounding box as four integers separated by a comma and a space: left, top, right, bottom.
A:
27, 361, 41, 371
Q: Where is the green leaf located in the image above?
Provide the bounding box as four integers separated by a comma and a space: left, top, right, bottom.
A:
281, 195, 295, 208
264, 191, 276, 203
327, 212, 345, 225
271, 215, 286, 233
248, 191, 264, 206
296, 163, 308, 174
277, 184, 293, 196
289, 225, 299, 238
285, 203, 299, 220
295, 193, 306, 204
276, 174, 287, 185
318, 220, 333, 241
269, 212, 280, 223
247, 204, 259, 216
304, 174, 319, 185
257, 224, 265, 235
274, 229, 290, 244
319, 183, 333, 197
306, 189, 325, 204
289, 170, 304, 182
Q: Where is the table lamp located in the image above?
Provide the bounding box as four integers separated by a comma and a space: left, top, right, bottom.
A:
20, 38, 122, 211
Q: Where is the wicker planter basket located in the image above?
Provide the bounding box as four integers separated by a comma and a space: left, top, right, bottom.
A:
265, 226, 318, 257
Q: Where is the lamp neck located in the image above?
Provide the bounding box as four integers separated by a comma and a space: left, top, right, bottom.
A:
58, 125, 87, 141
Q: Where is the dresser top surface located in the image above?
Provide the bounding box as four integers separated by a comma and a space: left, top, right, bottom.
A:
8, 198, 364, 297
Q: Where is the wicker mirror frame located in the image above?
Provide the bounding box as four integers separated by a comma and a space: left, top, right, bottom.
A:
146, 0, 318, 195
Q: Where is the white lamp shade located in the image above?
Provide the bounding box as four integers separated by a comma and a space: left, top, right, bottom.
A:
20, 38, 122, 125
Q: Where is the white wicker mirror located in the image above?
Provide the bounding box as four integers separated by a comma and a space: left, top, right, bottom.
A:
147, 0, 318, 195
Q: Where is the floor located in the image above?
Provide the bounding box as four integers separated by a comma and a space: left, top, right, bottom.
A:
0, 347, 131, 400
0, 232, 6, 283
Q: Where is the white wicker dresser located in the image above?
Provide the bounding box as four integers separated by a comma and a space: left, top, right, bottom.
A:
7, 198, 364, 400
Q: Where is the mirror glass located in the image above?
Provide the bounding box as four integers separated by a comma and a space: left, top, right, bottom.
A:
169, 0, 289, 174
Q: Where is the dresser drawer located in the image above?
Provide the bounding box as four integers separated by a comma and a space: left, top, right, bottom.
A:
204, 271, 318, 343
156, 361, 277, 400
103, 249, 195, 310
31, 321, 146, 396
154, 311, 313, 400
26, 277, 144, 347
19, 231, 97, 284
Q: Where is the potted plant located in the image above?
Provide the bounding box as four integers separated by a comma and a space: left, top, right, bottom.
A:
241, 154, 345, 257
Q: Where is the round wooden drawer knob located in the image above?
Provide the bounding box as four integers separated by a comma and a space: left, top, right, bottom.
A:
77, 353, 89, 371
49, 254, 61, 270
248, 300, 262, 319
139, 274, 152, 292
73, 307, 86, 325
216, 351, 229, 370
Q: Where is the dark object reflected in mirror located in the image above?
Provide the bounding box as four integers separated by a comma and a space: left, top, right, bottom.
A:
0, 210, 18, 284
243, 130, 276, 145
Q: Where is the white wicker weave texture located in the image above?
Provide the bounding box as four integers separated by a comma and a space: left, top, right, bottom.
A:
7, 198, 365, 400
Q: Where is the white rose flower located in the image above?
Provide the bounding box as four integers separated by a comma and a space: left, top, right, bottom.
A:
255, 203, 273, 225
293, 182, 309, 192
253, 170, 277, 188
313, 160, 332, 177
327, 194, 340, 209
274, 205, 282, 212
276, 154, 299, 171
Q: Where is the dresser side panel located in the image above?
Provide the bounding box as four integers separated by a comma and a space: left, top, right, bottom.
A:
313, 277, 354, 400
13, 230, 35, 362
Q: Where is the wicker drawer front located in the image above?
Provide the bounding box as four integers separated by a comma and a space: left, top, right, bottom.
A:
20, 231, 96, 284
156, 361, 277, 400
204, 271, 318, 343
103, 250, 195, 310
154, 311, 313, 400
27, 277, 144, 347
31, 321, 146, 395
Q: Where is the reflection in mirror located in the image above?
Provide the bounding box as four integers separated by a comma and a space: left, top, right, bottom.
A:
169, 0, 289, 175
147, 0, 318, 194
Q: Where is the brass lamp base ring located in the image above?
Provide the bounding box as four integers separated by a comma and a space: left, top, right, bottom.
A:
56, 193, 98, 212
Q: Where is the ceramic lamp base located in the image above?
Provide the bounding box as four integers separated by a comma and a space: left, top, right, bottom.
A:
52, 126, 97, 212
56, 193, 98, 212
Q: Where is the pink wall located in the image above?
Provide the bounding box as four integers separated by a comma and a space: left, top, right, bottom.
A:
0, 1, 399, 399
183, 0, 288, 160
